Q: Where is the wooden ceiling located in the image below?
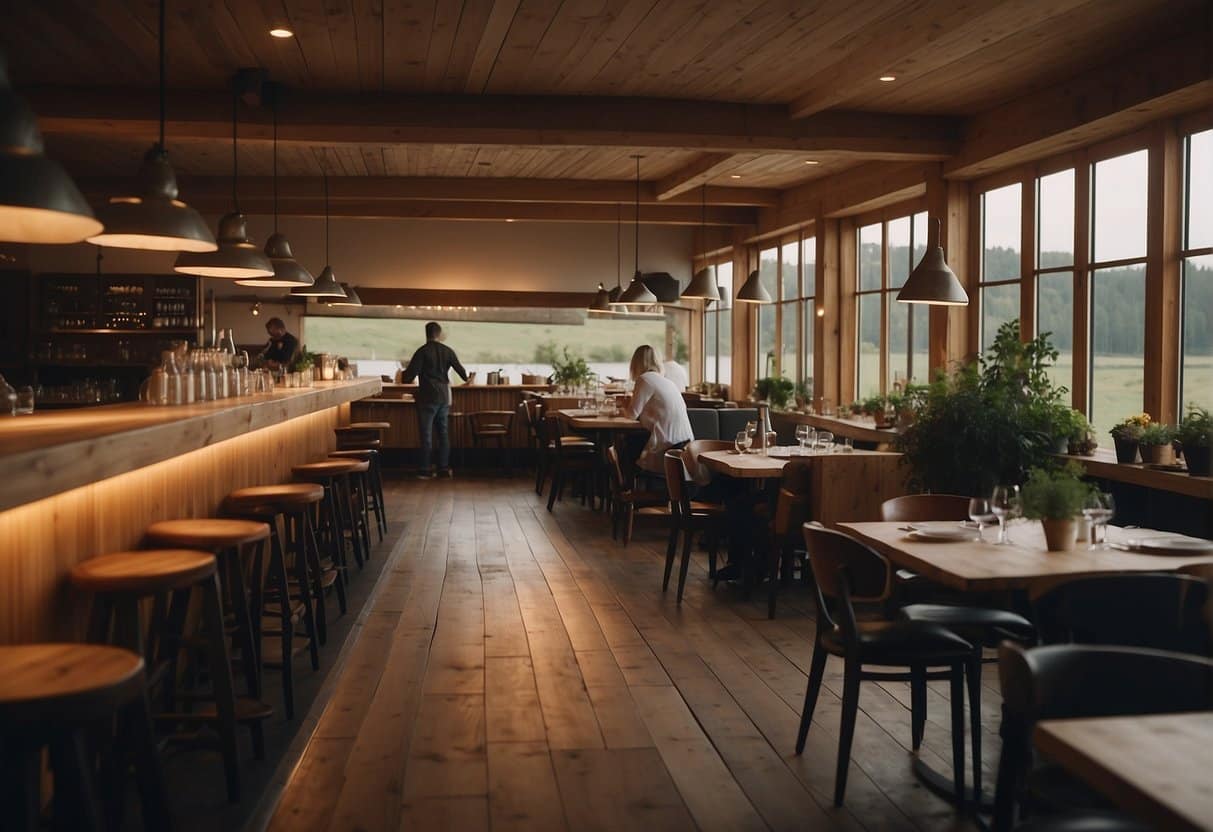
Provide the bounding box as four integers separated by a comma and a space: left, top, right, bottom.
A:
3, 0, 1207, 224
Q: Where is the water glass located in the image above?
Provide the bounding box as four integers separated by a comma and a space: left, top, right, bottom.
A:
990, 485, 1020, 545
1082, 491, 1116, 549
795, 424, 815, 454
815, 430, 834, 452
968, 498, 997, 543
15, 386, 34, 415
734, 430, 752, 454
837, 436, 854, 453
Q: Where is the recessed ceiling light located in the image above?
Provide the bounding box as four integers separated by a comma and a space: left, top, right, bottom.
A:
804, 160, 820, 165
879, 74, 896, 82
505, 218, 515, 222
729, 174, 742, 179
269, 27, 294, 38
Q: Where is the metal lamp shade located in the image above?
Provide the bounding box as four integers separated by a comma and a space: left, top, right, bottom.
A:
613, 272, 657, 306
291, 265, 347, 299
736, 269, 772, 303
236, 232, 315, 287
328, 283, 362, 307
88, 147, 217, 252
174, 212, 272, 278
681, 267, 719, 301
588, 283, 613, 313
896, 245, 969, 305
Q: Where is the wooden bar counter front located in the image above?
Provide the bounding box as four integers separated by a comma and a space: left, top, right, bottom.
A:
0, 378, 380, 643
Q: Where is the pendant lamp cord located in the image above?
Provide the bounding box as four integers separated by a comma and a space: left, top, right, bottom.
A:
616, 202, 622, 290
157, 0, 166, 150
633, 156, 640, 276
700, 184, 706, 256
271, 87, 278, 232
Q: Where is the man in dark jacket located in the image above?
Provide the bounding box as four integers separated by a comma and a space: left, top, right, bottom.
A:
402, 321, 468, 478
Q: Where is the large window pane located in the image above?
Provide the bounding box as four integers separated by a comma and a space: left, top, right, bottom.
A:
718, 307, 732, 384
780, 301, 798, 379
888, 216, 911, 288
1090, 264, 1146, 439
888, 298, 909, 388
1182, 254, 1213, 411
1037, 272, 1074, 394
802, 236, 817, 299
982, 183, 1021, 281
1189, 130, 1213, 250
913, 212, 927, 267
758, 305, 776, 378
803, 302, 815, 393
911, 304, 929, 384
759, 247, 778, 299
981, 283, 1020, 352
1093, 150, 1148, 263
781, 241, 799, 300
857, 294, 881, 397
859, 223, 882, 291
1038, 168, 1075, 268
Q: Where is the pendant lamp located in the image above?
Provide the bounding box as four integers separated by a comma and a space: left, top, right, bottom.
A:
87, 0, 215, 252
0, 54, 101, 243
896, 217, 968, 305
587, 283, 612, 313
736, 268, 772, 304
328, 284, 362, 307
291, 173, 347, 299
681, 186, 719, 301
238, 84, 313, 288
614, 156, 657, 307
174, 84, 272, 278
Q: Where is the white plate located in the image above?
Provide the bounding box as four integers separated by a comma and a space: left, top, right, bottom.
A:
907, 523, 978, 542
1128, 538, 1213, 556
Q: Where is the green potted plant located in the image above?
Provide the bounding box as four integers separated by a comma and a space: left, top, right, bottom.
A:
1057, 407, 1097, 456
550, 347, 595, 392
1177, 405, 1212, 476
753, 376, 794, 410
794, 378, 813, 411
1138, 423, 1176, 465
1020, 463, 1091, 552
1109, 413, 1149, 463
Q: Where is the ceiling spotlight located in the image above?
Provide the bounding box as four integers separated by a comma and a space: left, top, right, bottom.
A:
250, 302, 261, 316
505, 218, 515, 223
269, 27, 294, 38
729, 174, 742, 179
879, 74, 896, 82
804, 160, 820, 165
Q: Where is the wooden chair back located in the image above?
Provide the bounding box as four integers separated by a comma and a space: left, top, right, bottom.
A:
802, 523, 893, 641
663, 451, 690, 516
879, 493, 970, 522
683, 439, 732, 486
605, 445, 627, 495
468, 409, 516, 434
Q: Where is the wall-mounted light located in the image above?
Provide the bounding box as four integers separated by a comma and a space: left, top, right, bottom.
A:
250, 302, 261, 316
816, 306, 825, 317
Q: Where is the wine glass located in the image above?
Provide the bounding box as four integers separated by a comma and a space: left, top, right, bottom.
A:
1083, 491, 1116, 549
990, 484, 1020, 545
735, 430, 752, 454
968, 497, 997, 543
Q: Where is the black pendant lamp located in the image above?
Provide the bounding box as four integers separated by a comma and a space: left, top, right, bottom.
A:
291, 173, 347, 299
736, 268, 772, 304
238, 85, 313, 288
896, 217, 969, 305
0, 53, 101, 243
681, 185, 719, 301
87, 0, 215, 252
587, 283, 612, 313
614, 156, 657, 307
328, 283, 362, 307
174, 83, 273, 278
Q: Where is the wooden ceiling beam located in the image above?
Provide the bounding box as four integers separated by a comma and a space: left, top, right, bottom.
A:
945, 31, 1213, 179
73, 175, 779, 207
27, 88, 961, 157
654, 153, 738, 200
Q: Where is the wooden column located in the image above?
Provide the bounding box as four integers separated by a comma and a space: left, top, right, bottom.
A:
1144, 121, 1182, 423
1019, 175, 1037, 339
816, 217, 841, 407
730, 228, 753, 399
926, 170, 972, 372
838, 218, 858, 404
1073, 160, 1091, 413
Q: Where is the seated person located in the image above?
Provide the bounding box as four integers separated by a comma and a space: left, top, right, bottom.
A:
623, 345, 694, 476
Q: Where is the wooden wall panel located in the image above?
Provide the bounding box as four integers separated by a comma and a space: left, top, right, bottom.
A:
1144, 122, 1182, 423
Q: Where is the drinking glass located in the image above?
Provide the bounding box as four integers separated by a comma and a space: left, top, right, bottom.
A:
816, 430, 834, 452
837, 436, 854, 453
1083, 491, 1116, 549
795, 424, 816, 455
990, 485, 1019, 545
968, 497, 997, 543
734, 430, 752, 454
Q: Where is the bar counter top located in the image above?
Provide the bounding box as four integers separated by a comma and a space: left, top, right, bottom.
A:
0, 378, 381, 513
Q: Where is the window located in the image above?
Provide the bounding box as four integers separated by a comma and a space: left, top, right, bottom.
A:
1088, 149, 1148, 437
1181, 129, 1213, 413
779, 241, 799, 383
801, 235, 817, 399
754, 234, 815, 385
1035, 168, 1075, 394
855, 210, 928, 398
703, 261, 733, 385
756, 246, 778, 378
979, 183, 1022, 351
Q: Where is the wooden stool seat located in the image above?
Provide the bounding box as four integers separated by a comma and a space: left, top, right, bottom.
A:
329, 449, 373, 460
70, 549, 216, 595
347, 421, 390, 430
293, 459, 362, 479
226, 483, 324, 509
146, 518, 271, 549
0, 644, 145, 722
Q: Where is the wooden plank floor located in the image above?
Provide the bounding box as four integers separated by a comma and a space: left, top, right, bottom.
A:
267, 476, 993, 832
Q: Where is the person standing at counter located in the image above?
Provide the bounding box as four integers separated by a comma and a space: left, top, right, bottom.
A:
403, 322, 468, 479
260, 317, 300, 371
624, 345, 693, 476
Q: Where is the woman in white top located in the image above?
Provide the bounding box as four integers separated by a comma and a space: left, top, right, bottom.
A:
625, 345, 694, 474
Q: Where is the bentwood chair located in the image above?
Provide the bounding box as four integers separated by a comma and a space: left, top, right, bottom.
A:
764, 458, 814, 619
662, 450, 725, 603
604, 445, 667, 544
993, 643, 1213, 831
545, 415, 598, 512
880, 493, 972, 522
467, 409, 517, 473
797, 523, 976, 808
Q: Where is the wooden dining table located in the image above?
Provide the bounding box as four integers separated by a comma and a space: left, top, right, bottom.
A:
556, 409, 646, 433
1034, 712, 1213, 832
838, 521, 1213, 593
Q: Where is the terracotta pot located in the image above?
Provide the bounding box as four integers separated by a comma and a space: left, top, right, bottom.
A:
1183, 444, 1211, 477
1041, 518, 1078, 552
1139, 443, 1176, 466
1112, 436, 1139, 464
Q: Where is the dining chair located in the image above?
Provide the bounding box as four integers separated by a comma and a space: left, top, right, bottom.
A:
544, 415, 598, 512
1031, 572, 1209, 656
1178, 562, 1213, 649
880, 493, 972, 522
798, 523, 977, 807
661, 450, 725, 603
604, 445, 668, 544
764, 459, 813, 619
993, 642, 1213, 831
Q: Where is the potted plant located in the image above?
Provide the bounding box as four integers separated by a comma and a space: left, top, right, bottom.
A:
1056, 408, 1098, 456
1020, 463, 1090, 552
794, 378, 813, 412
1138, 423, 1176, 465
1177, 405, 1212, 476
550, 347, 595, 393
753, 376, 794, 410
1109, 413, 1149, 463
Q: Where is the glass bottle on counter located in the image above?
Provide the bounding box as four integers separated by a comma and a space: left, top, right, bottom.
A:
0, 375, 17, 416
161, 350, 184, 405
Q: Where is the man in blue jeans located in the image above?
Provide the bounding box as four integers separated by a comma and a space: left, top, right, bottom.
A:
402, 322, 468, 479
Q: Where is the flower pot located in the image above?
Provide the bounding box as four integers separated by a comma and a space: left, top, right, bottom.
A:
1139, 443, 1175, 466
1041, 518, 1078, 552
1183, 444, 1211, 477
1112, 436, 1139, 464
1053, 436, 1070, 454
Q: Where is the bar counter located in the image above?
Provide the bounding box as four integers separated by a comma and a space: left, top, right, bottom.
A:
352, 382, 549, 449
0, 378, 380, 642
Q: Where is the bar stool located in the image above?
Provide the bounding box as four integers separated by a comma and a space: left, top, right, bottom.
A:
294, 459, 365, 587
70, 549, 269, 803
330, 448, 387, 541
323, 456, 374, 560
224, 483, 326, 717
144, 519, 271, 704
335, 424, 388, 538
467, 409, 516, 474
0, 643, 170, 831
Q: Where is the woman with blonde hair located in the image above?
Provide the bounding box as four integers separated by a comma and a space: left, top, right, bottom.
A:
624, 344, 694, 474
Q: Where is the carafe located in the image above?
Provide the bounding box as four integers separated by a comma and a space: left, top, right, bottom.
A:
0, 375, 16, 416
